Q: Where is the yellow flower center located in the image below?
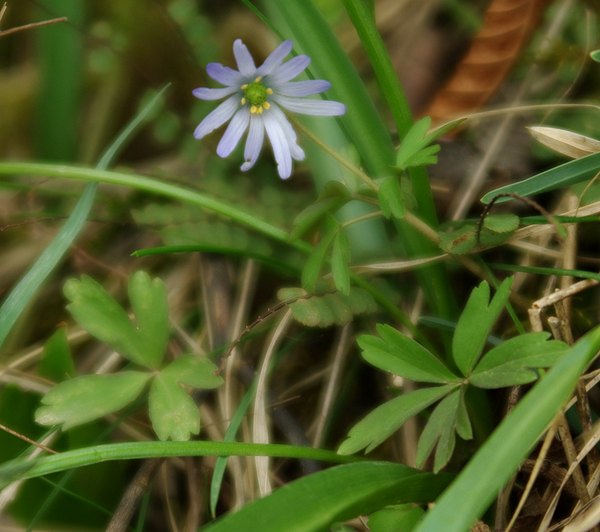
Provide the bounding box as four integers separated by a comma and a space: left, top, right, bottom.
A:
240, 77, 273, 115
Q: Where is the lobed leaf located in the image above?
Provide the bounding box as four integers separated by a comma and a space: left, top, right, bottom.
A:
469, 333, 567, 388
148, 373, 200, 441
128, 271, 169, 369
452, 278, 513, 376
483, 213, 520, 234
64, 276, 145, 367
161, 354, 223, 390
35, 371, 151, 430
358, 324, 459, 384
338, 385, 457, 455
416, 388, 461, 472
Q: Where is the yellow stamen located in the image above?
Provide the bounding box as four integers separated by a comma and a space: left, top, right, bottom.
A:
250, 105, 258, 114
263, 102, 271, 110
241, 97, 247, 105
255, 76, 262, 82
266, 88, 273, 95
241, 84, 248, 89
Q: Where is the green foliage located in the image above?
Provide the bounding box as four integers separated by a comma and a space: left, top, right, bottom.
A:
203, 462, 452, 532
36, 272, 223, 440
395, 117, 441, 170
416, 326, 600, 531
438, 215, 520, 255
480, 151, 600, 204
368, 504, 424, 532
339, 278, 568, 471
64, 272, 168, 369
278, 286, 377, 328
377, 175, 406, 220
36, 372, 151, 430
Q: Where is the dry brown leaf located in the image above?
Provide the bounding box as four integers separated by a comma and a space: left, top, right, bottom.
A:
425, 0, 550, 124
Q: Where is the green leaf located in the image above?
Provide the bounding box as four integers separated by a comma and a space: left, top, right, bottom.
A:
38, 328, 75, 381
301, 224, 336, 292
438, 224, 478, 255
338, 385, 457, 455
483, 213, 520, 233
278, 287, 377, 328
358, 325, 459, 384
416, 389, 461, 472
161, 354, 223, 390
455, 391, 472, 440
378, 176, 406, 219
331, 231, 351, 295
480, 151, 600, 204
415, 326, 600, 532
148, 373, 200, 441
452, 278, 513, 376
35, 371, 151, 429
469, 333, 567, 388
128, 271, 169, 369
290, 182, 352, 241
64, 276, 144, 366
203, 462, 452, 532
395, 117, 441, 170
369, 504, 424, 532
591, 49, 600, 62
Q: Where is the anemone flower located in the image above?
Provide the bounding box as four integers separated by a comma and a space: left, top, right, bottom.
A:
193, 39, 345, 179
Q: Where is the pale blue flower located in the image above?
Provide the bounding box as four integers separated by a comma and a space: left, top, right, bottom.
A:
193, 39, 345, 179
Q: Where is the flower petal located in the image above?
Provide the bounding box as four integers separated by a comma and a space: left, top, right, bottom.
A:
273, 96, 346, 116
217, 108, 250, 157
267, 55, 310, 84
193, 86, 238, 101
241, 116, 265, 172
193, 95, 239, 140
256, 40, 293, 77
264, 112, 292, 179
273, 80, 331, 97
268, 104, 304, 161
206, 62, 243, 86
233, 39, 256, 78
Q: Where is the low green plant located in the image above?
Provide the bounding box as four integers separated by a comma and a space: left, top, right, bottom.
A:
35, 271, 223, 441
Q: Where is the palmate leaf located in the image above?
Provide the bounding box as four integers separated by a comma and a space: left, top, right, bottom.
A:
338, 385, 457, 455
358, 324, 459, 384
150, 355, 222, 441
470, 333, 567, 388
35, 371, 151, 430
452, 277, 513, 376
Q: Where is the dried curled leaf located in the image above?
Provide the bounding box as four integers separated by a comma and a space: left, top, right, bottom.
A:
426, 0, 548, 124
